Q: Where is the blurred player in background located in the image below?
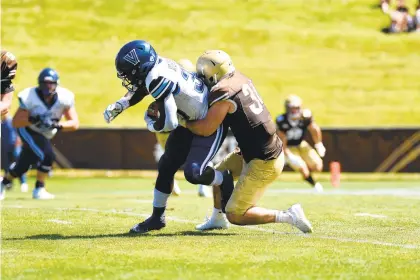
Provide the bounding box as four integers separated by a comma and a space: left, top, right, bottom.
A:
1, 50, 17, 117
153, 58, 212, 197
1, 116, 29, 192
1, 49, 28, 193
0, 68, 79, 200
275, 95, 326, 192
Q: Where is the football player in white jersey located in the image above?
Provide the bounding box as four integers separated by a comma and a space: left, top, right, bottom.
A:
0, 68, 79, 200
103, 40, 230, 233
153, 58, 212, 198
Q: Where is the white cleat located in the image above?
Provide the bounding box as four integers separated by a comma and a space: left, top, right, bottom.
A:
198, 184, 212, 197
171, 180, 181, 196
314, 182, 324, 193
196, 214, 230, 231
288, 204, 313, 233
0, 184, 5, 201
32, 188, 55, 200
20, 183, 29, 193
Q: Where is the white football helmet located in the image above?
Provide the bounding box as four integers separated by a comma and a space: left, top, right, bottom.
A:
285, 95, 303, 120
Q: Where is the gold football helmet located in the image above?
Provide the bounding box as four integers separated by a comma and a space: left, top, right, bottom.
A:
285, 95, 303, 120
196, 50, 235, 87
178, 58, 195, 72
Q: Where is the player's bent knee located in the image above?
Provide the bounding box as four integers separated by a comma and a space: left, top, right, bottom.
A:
184, 164, 214, 185
226, 212, 246, 225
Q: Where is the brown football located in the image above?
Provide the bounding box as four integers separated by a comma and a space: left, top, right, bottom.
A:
147, 100, 165, 130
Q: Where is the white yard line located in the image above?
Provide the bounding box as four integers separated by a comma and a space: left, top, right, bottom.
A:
3, 205, 419, 250
48, 219, 72, 225
354, 213, 388, 218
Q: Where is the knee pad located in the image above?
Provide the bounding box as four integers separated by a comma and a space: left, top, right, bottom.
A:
9, 162, 29, 178
184, 164, 215, 186
37, 152, 55, 173
155, 153, 179, 194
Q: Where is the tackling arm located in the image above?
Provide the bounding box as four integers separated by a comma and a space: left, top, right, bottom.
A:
186, 101, 232, 137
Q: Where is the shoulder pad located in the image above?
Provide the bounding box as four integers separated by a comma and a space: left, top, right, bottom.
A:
276, 115, 285, 123
57, 86, 75, 108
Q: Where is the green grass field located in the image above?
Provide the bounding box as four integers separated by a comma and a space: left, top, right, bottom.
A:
2, 176, 420, 279
2, 0, 420, 127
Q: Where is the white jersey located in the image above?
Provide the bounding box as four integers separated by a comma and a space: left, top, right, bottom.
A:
145, 57, 208, 121
18, 86, 75, 139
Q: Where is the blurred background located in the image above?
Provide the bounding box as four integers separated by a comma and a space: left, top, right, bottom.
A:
2, 0, 420, 172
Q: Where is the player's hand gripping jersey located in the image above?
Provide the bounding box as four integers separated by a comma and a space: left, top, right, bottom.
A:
144, 58, 209, 132
18, 86, 74, 139
208, 71, 282, 163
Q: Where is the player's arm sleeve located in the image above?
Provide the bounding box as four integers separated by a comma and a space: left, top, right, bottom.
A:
128, 85, 148, 107
147, 76, 179, 101
1, 81, 14, 95
208, 85, 230, 107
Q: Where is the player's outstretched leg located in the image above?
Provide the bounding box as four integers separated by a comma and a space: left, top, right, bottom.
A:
224, 154, 313, 233
130, 127, 190, 234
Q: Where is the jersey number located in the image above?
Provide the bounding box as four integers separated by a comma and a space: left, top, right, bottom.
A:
286, 128, 303, 140
242, 83, 264, 115
181, 70, 205, 93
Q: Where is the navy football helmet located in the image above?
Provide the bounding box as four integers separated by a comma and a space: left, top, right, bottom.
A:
38, 68, 59, 96
115, 40, 157, 92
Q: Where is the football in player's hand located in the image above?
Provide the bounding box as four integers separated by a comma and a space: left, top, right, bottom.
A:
147, 101, 161, 121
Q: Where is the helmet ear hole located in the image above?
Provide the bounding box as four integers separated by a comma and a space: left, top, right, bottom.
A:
209, 77, 214, 82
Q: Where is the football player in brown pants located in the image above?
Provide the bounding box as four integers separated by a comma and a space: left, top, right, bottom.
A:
183, 50, 313, 233
275, 95, 326, 192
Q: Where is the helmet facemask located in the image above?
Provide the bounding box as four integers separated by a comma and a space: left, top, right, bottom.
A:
285, 95, 303, 120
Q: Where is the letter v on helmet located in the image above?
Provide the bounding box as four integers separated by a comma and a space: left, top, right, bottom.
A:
123, 49, 140, 65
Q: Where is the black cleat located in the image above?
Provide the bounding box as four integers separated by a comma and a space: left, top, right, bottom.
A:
219, 170, 234, 213
129, 216, 166, 234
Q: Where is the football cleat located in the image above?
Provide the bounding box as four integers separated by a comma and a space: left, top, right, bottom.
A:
288, 204, 313, 234
0, 184, 5, 201
314, 182, 324, 193
129, 216, 166, 234
171, 180, 181, 196
196, 214, 230, 231
198, 184, 212, 197
20, 183, 29, 193
32, 188, 55, 200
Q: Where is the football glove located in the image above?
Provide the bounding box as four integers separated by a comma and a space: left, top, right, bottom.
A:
104, 101, 125, 123
28, 115, 42, 126
314, 142, 326, 158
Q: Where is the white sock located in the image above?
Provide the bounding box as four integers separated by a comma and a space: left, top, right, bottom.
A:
212, 207, 224, 219
274, 210, 294, 224
211, 170, 223, 186
153, 189, 171, 208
